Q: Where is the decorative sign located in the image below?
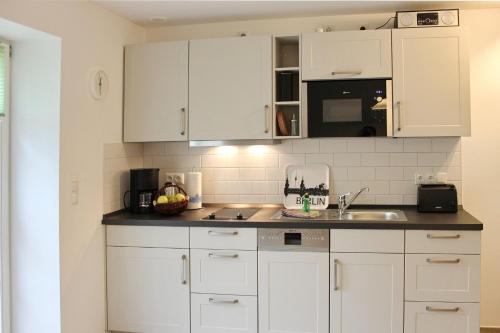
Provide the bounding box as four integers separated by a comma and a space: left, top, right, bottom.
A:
284, 164, 330, 210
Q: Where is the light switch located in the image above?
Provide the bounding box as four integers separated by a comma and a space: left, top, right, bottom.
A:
71, 180, 79, 205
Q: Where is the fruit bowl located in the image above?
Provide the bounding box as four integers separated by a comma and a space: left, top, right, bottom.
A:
153, 182, 189, 216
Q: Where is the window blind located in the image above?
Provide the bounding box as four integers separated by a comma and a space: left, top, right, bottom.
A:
0, 44, 5, 117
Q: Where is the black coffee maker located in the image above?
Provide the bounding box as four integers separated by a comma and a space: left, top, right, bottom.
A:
128, 168, 159, 214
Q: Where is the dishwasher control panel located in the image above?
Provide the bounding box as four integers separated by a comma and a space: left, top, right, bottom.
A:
258, 229, 329, 252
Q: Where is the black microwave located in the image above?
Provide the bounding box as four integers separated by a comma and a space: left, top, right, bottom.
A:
307, 79, 393, 137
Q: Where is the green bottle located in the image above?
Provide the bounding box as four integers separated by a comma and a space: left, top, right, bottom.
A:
303, 193, 310, 213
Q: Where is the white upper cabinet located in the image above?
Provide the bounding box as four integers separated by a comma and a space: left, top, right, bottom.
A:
392, 27, 471, 137
189, 36, 272, 140
301, 30, 392, 80
124, 41, 189, 142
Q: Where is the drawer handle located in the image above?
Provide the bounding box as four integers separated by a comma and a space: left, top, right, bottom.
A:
427, 234, 461, 239
426, 258, 461, 264
333, 259, 340, 291
209, 297, 239, 304
331, 71, 362, 76
208, 252, 239, 259
426, 306, 461, 312
181, 254, 188, 285
208, 230, 238, 236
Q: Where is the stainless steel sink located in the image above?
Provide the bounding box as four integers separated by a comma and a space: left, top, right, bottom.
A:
340, 210, 407, 222
271, 209, 407, 222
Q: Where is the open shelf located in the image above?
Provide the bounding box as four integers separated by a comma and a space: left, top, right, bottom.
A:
273, 35, 302, 139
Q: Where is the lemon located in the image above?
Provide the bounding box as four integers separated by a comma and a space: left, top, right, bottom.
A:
157, 195, 169, 204
175, 193, 186, 202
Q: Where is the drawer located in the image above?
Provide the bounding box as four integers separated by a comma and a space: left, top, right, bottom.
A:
330, 230, 404, 253
191, 293, 257, 333
405, 230, 480, 254
191, 249, 257, 295
106, 225, 189, 248
190, 227, 257, 250
404, 302, 480, 333
405, 254, 480, 302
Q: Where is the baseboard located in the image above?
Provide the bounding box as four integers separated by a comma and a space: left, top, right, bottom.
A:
481, 327, 500, 333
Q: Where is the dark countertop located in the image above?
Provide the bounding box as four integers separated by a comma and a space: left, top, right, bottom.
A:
102, 204, 483, 230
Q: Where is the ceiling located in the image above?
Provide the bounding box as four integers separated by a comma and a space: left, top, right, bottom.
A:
91, 1, 500, 27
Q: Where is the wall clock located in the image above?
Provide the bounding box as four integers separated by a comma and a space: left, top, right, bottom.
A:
89, 69, 109, 100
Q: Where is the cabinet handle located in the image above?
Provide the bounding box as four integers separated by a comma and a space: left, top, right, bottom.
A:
207, 230, 238, 236
333, 259, 340, 291
427, 234, 461, 239
396, 101, 402, 131
426, 258, 461, 264
209, 297, 239, 304
180, 107, 186, 136
426, 306, 461, 312
264, 104, 270, 133
181, 254, 188, 284
208, 252, 239, 259
331, 71, 362, 76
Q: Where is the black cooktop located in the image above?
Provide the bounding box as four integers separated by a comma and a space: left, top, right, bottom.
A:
202, 208, 260, 221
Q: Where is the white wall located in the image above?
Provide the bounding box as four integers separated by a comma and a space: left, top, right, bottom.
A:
0, 1, 145, 332
146, 10, 500, 326
9, 32, 61, 333
461, 9, 500, 328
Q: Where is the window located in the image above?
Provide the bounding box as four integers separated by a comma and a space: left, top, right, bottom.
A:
0, 39, 10, 333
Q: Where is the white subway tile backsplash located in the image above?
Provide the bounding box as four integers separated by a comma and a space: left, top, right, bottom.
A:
375, 138, 404, 152
431, 137, 461, 152
135, 137, 463, 206
306, 153, 333, 166
348, 167, 376, 180
292, 139, 320, 153
240, 168, 266, 180
418, 152, 447, 166
334, 153, 361, 166
375, 167, 404, 181
319, 138, 347, 153
404, 138, 432, 152
279, 154, 306, 168
347, 138, 375, 152
361, 153, 390, 166
390, 153, 418, 166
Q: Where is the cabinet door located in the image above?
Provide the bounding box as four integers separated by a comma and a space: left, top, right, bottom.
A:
107, 247, 190, 333
405, 254, 480, 302
330, 253, 404, 333
189, 36, 272, 140
404, 302, 480, 333
191, 249, 257, 295
392, 27, 470, 137
302, 30, 392, 80
258, 251, 329, 333
124, 41, 188, 142
191, 293, 258, 333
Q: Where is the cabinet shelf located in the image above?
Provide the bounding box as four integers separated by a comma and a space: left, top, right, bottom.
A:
275, 101, 300, 106
275, 67, 300, 72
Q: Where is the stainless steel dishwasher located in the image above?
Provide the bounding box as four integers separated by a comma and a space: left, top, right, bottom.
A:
258, 228, 330, 333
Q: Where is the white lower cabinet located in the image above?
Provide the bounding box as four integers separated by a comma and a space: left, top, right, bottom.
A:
258, 251, 329, 333
107, 246, 190, 333
191, 293, 258, 333
330, 253, 404, 333
404, 302, 480, 333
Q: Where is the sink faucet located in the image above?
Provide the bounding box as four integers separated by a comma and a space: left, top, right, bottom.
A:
337, 187, 370, 218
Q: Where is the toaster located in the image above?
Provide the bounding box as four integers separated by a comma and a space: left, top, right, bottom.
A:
417, 184, 458, 213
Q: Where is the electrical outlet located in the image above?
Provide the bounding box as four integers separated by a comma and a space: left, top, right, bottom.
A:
414, 173, 424, 185
165, 172, 184, 185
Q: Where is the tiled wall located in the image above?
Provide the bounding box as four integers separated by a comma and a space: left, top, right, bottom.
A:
143, 137, 462, 206
103, 143, 143, 213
